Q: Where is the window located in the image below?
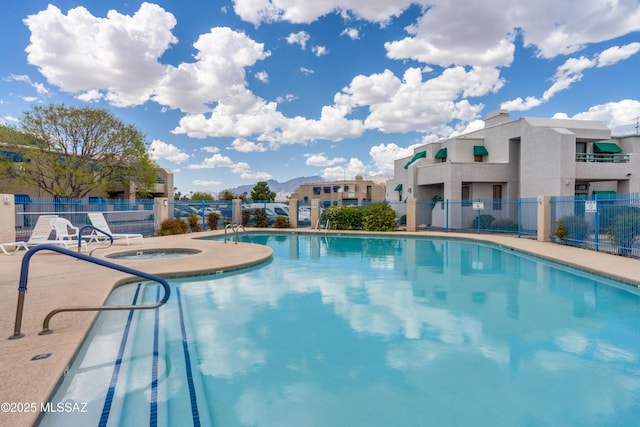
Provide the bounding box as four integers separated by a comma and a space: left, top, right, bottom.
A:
576, 142, 587, 162
435, 148, 447, 163
493, 185, 502, 210
473, 146, 488, 162
462, 185, 470, 206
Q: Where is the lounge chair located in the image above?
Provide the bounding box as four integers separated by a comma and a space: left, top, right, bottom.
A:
0, 215, 81, 255
87, 212, 144, 245
53, 217, 88, 252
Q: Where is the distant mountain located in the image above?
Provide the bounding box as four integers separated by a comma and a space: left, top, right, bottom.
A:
224, 176, 323, 201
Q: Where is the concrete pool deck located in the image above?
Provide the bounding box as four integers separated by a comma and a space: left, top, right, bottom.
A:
1, 229, 639, 426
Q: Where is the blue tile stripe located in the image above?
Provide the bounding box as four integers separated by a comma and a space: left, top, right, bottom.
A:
176, 287, 201, 426
99, 283, 142, 427
150, 286, 161, 427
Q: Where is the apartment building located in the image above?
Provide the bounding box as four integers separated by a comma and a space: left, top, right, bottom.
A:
387, 110, 639, 227
292, 175, 386, 207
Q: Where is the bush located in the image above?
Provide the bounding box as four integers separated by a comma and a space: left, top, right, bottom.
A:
609, 209, 640, 254
242, 209, 251, 226
159, 218, 188, 236
206, 211, 221, 230
554, 221, 568, 241
362, 203, 397, 231
253, 208, 269, 227
490, 218, 519, 232
187, 213, 201, 232
273, 215, 290, 228
556, 215, 588, 241
472, 214, 495, 229
324, 205, 363, 230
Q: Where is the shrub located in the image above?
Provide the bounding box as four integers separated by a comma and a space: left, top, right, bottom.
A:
472, 214, 495, 229
554, 221, 568, 241
253, 208, 269, 227
159, 218, 188, 236
362, 203, 397, 231
490, 218, 519, 232
242, 209, 251, 226
206, 211, 221, 230
273, 215, 290, 228
187, 213, 201, 232
324, 205, 362, 230
609, 209, 640, 255
556, 215, 588, 241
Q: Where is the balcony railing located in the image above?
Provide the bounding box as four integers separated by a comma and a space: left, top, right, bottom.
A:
575, 153, 629, 163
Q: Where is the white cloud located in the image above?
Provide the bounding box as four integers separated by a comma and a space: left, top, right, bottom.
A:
149, 139, 190, 163
240, 170, 273, 180
300, 67, 314, 75
597, 42, 640, 67
255, 71, 269, 83
228, 138, 267, 152
193, 179, 222, 186
312, 45, 329, 56
369, 142, 422, 176
341, 28, 360, 40
24, 3, 177, 107
8, 74, 49, 95
286, 31, 310, 49
201, 146, 220, 153
321, 158, 366, 180
22, 97, 39, 102
305, 153, 346, 167
76, 90, 103, 103
188, 153, 236, 169
566, 99, 640, 133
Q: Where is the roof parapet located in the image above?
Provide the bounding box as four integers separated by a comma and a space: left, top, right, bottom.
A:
485, 109, 510, 127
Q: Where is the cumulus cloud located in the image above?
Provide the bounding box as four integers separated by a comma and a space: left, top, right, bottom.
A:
228, 138, 267, 152
7, 74, 48, 95
187, 152, 272, 180
369, 142, 422, 176
312, 45, 329, 56
255, 71, 269, 83
286, 31, 310, 49
502, 42, 639, 112
321, 158, 367, 180
24, 3, 176, 107
341, 28, 360, 40
305, 153, 346, 167
561, 100, 640, 134
149, 139, 190, 163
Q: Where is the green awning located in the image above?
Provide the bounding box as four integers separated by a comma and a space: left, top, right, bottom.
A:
473, 145, 488, 156
394, 183, 403, 191
593, 190, 616, 198
403, 150, 426, 169
435, 148, 447, 159
593, 142, 621, 153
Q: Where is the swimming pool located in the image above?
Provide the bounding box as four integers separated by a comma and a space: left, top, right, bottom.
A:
40, 233, 640, 426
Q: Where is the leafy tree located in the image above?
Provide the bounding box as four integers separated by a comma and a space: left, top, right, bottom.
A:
0, 104, 156, 198
219, 190, 249, 201
250, 181, 275, 201
191, 191, 214, 201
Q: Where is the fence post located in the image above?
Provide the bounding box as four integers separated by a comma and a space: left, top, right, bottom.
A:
476, 199, 481, 234
0, 194, 16, 244
517, 199, 522, 238
445, 199, 449, 232
594, 194, 599, 252
406, 198, 416, 232
537, 195, 552, 242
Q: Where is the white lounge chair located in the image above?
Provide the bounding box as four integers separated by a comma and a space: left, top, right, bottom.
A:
0, 215, 80, 255
87, 212, 144, 245
53, 217, 88, 252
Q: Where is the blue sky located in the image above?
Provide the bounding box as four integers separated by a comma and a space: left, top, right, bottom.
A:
1, 1, 639, 196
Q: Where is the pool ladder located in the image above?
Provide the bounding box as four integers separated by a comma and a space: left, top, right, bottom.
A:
8, 244, 171, 339
224, 223, 250, 244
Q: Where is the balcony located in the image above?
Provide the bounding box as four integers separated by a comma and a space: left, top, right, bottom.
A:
575, 153, 629, 163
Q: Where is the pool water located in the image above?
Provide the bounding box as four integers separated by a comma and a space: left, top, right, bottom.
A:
40, 234, 640, 426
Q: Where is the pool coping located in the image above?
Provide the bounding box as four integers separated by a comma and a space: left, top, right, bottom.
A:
2, 228, 640, 426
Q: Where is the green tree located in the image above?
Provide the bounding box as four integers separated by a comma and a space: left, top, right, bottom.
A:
0, 104, 156, 198
219, 190, 249, 201
191, 191, 214, 201
250, 181, 275, 201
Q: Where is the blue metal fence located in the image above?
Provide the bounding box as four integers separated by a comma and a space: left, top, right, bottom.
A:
416, 197, 538, 237
14, 197, 155, 240
551, 193, 640, 257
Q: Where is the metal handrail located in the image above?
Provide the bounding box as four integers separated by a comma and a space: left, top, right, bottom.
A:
575, 153, 629, 163
78, 224, 114, 256
8, 244, 170, 339
224, 223, 250, 244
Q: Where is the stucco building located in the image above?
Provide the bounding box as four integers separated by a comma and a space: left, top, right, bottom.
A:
387, 110, 639, 227
292, 175, 386, 207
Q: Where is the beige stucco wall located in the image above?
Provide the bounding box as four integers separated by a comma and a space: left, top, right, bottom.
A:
0, 194, 16, 243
